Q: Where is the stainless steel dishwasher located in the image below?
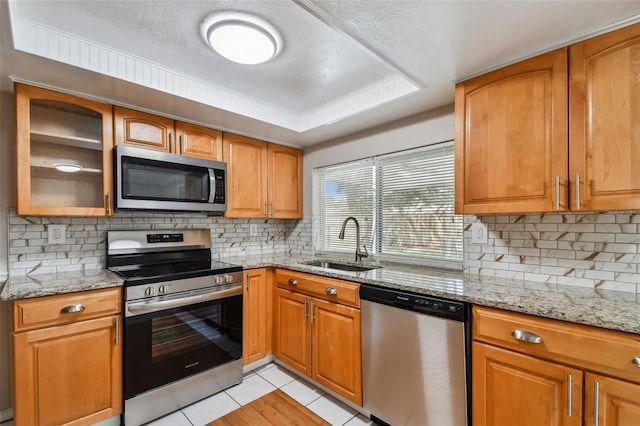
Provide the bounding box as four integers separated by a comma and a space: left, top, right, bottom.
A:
360, 284, 471, 426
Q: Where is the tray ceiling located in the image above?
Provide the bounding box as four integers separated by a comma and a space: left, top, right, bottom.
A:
1, 0, 639, 147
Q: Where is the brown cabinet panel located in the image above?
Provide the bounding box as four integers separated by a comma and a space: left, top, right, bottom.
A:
114, 106, 174, 152
585, 374, 640, 426
455, 48, 568, 214
570, 23, 640, 211
175, 121, 223, 160
268, 144, 303, 218
13, 315, 122, 426
15, 83, 114, 216
473, 342, 582, 426
274, 288, 311, 376
223, 133, 302, 218
243, 268, 272, 365
311, 298, 362, 406
223, 133, 269, 218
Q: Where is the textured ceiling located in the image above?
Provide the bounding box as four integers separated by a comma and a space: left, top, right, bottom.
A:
2, 1, 640, 147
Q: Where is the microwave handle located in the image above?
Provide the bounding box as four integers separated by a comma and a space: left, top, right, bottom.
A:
208, 169, 216, 203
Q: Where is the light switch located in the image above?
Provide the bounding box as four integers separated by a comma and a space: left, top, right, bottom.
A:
250, 224, 258, 236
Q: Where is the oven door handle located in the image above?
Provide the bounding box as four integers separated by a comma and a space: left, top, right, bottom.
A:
126, 285, 242, 316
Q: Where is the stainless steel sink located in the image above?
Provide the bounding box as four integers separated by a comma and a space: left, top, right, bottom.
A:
304, 260, 379, 272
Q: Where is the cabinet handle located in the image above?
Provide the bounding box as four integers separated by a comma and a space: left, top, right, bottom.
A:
168, 132, 173, 152
594, 380, 600, 426
567, 373, 573, 417
106, 191, 112, 215
632, 356, 640, 368
303, 299, 308, 320
555, 176, 560, 210
270, 202, 274, 217
264, 202, 268, 217
310, 300, 315, 323
115, 317, 120, 345
60, 304, 85, 314
180, 134, 186, 154
288, 278, 298, 285
575, 174, 580, 210
326, 287, 337, 295
511, 329, 543, 344
246, 273, 250, 291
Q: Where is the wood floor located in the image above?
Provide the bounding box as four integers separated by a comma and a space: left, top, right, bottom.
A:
206, 389, 330, 425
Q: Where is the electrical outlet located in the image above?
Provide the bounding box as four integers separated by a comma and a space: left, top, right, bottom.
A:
250, 224, 258, 237
471, 222, 488, 244
48, 224, 66, 244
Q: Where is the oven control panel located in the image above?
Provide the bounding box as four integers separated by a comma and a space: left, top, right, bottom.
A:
125, 271, 244, 301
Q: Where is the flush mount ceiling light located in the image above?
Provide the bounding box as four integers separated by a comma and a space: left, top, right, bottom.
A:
53, 163, 83, 173
202, 12, 281, 65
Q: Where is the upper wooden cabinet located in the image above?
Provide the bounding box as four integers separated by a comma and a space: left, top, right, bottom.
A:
569, 23, 640, 211
456, 22, 640, 214
455, 48, 569, 214
114, 107, 222, 160
15, 83, 115, 216
175, 121, 223, 160
223, 133, 302, 218
114, 106, 174, 152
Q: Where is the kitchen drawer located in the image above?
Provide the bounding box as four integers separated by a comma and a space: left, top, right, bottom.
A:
274, 269, 360, 308
13, 287, 122, 332
473, 306, 640, 384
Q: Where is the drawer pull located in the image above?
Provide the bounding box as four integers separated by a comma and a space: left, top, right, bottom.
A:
632, 357, 640, 368
567, 373, 573, 417
594, 380, 600, 426
511, 329, 543, 344
326, 287, 338, 295
60, 304, 85, 314
288, 279, 298, 285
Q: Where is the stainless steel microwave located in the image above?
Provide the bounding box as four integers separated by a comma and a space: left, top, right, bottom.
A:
115, 145, 227, 214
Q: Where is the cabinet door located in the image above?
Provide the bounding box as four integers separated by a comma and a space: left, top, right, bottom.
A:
311, 298, 362, 406
223, 133, 268, 218
13, 315, 122, 426
113, 106, 175, 152
243, 268, 271, 365
473, 342, 582, 426
267, 144, 303, 218
175, 121, 223, 160
570, 23, 640, 211
15, 83, 114, 216
455, 48, 568, 214
585, 373, 640, 426
274, 288, 311, 376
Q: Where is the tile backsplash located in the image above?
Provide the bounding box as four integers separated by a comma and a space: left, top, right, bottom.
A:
464, 212, 640, 293
8, 209, 313, 276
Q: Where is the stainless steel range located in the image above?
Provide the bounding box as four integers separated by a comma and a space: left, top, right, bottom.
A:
107, 229, 243, 426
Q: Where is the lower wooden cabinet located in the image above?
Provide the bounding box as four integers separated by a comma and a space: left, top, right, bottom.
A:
274, 283, 362, 406
473, 342, 582, 426
242, 268, 272, 365
472, 306, 640, 426
584, 374, 640, 426
12, 288, 122, 426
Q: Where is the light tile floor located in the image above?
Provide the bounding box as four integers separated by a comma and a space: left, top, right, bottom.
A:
0, 363, 373, 426
149, 362, 373, 426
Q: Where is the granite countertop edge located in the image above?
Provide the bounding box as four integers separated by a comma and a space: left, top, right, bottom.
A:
1, 256, 637, 335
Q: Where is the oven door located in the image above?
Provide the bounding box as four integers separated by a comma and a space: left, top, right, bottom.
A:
123, 292, 242, 399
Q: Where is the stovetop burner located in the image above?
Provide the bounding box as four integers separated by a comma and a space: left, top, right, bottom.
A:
106, 229, 242, 287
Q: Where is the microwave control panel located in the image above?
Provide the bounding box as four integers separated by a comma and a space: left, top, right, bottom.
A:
213, 169, 225, 203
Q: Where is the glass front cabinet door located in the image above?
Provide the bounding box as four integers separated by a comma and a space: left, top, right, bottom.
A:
15, 83, 114, 216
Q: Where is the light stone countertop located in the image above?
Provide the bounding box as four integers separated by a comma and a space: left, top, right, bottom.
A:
223, 254, 640, 335
0, 269, 124, 301
1, 255, 637, 335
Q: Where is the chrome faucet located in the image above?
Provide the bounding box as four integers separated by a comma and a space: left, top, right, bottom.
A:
338, 216, 368, 262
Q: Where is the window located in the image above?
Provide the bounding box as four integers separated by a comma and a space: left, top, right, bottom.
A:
313, 142, 462, 266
